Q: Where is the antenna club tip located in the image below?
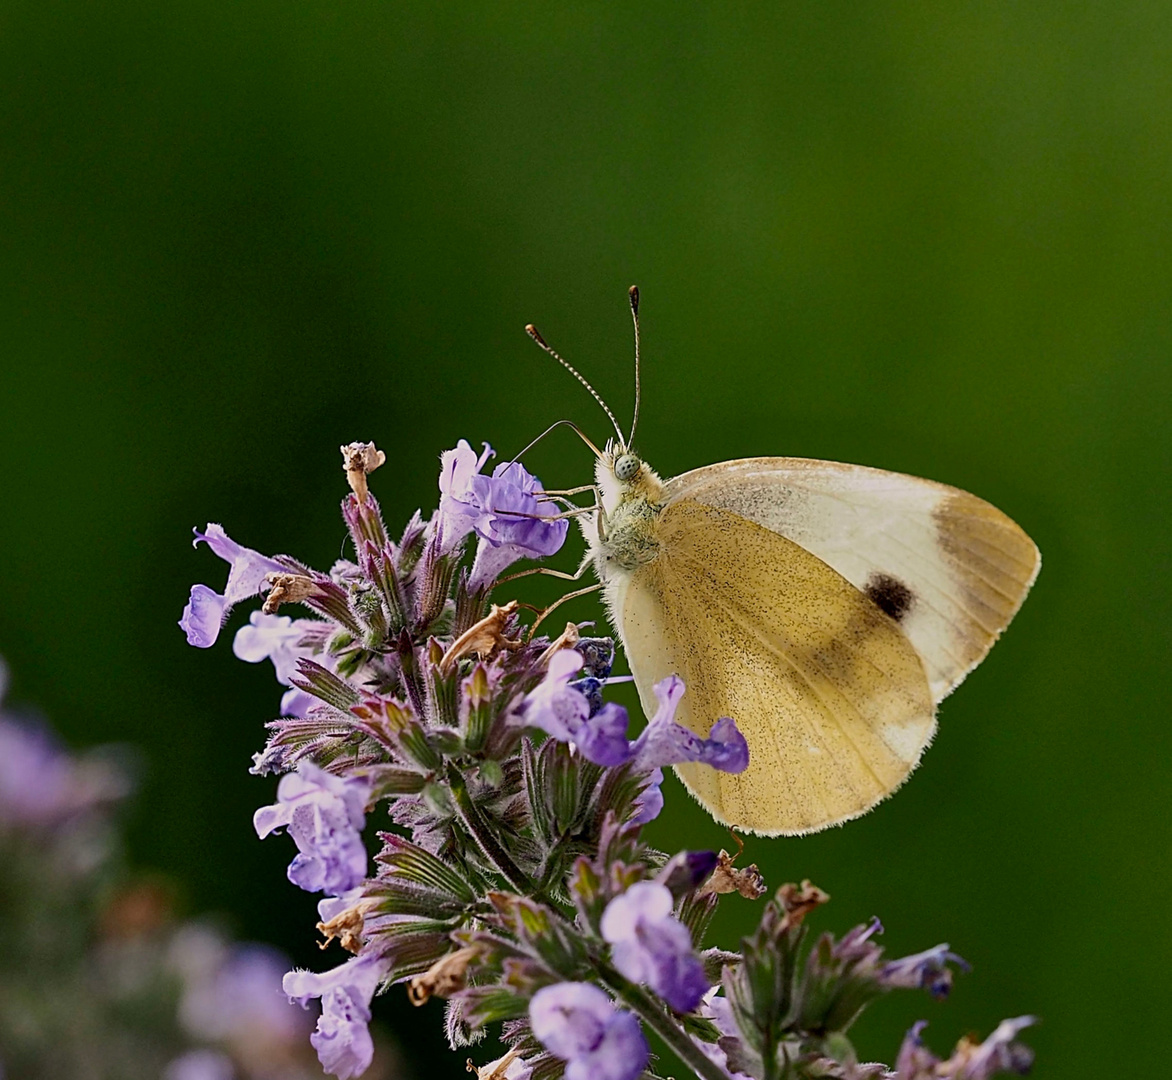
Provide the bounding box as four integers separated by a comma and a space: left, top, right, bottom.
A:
525, 324, 547, 346
628, 285, 640, 313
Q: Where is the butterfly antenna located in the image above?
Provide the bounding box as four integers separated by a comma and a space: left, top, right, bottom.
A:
627, 285, 641, 448
525, 324, 626, 446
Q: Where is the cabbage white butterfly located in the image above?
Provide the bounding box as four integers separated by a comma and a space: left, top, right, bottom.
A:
527, 289, 1040, 836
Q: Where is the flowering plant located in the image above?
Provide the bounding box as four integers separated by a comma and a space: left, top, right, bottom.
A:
182, 439, 1036, 1080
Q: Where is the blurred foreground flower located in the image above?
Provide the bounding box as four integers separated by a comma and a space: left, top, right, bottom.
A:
0, 660, 395, 1080
181, 440, 1036, 1080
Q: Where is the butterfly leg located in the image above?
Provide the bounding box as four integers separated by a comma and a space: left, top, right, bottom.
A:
527, 582, 603, 640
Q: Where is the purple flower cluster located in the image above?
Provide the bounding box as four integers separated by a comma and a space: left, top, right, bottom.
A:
601, 882, 708, 1012
253, 762, 371, 895
437, 440, 568, 590
524, 652, 749, 823
182, 436, 1036, 1080
529, 983, 649, 1080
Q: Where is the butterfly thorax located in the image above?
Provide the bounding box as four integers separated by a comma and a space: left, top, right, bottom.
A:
589, 448, 667, 575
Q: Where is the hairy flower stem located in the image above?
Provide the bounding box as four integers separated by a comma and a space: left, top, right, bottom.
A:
601, 969, 730, 1080
445, 764, 529, 893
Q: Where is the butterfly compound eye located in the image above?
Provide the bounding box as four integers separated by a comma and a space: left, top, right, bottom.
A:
614, 453, 641, 482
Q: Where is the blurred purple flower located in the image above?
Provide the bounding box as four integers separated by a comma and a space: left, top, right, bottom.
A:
253, 762, 371, 896
180, 524, 285, 648
284, 952, 389, 1080
600, 881, 708, 1012
895, 1017, 1036, 1079
436, 440, 568, 589
529, 982, 649, 1080
0, 694, 128, 827
880, 943, 970, 1000
175, 932, 306, 1045
162, 1049, 235, 1080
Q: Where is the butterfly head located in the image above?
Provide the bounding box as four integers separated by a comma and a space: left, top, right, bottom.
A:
597, 440, 664, 516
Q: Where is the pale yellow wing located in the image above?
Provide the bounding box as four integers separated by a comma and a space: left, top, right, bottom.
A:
615, 498, 936, 836
664, 459, 1040, 703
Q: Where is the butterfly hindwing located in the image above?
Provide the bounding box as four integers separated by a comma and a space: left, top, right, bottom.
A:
664, 458, 1041, 703
612, 498, 936, 836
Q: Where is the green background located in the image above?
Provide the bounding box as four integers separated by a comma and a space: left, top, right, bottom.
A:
1, 3, 1168, 1077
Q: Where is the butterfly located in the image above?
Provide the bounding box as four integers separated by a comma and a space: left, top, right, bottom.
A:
526, 288, 1040, 836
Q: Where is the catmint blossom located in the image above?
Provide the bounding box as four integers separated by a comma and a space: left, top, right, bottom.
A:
880, 943, 970, 999
600, 881, 709, 1012
180, 524, 285, 648
436, 440, 568, 589
284, 952, 389, 1080
525, 654, 750, 778
253, 762, 371, 895
233, 612, 328, 717
529, 982, 649, 1080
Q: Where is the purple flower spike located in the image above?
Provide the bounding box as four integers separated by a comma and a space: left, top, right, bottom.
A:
436, 440, 568, 589
631, 676, 749, 775
284, 952, 389, 1080
180, 524, 285, 648
600, 881, 709, 1012
253, 762, 371, 896
529, 982, 649, 1080
880, 943, 970, 999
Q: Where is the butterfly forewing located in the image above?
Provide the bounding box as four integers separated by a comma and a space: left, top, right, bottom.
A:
614, 499, 936, 836
664, 459, 1041, 703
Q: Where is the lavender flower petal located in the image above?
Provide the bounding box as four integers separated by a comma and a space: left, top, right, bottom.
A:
630, 676, 749, 774
529, 982, 649, 1080
600, 881, 709, 1012
254, 762, 371, 896
880, 943, 970, 999
233, 611, 315, 684
435, 441, 567, 588
284, 952, 388, 1080
180, 524, 285, 648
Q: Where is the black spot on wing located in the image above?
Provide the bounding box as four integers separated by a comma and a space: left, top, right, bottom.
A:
865, 572, 915, 622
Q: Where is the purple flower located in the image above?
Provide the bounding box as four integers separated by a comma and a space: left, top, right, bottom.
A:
253, 762, 371, 895
162, 1050, 235, 1080
954, 1016, 1037, 1078
600, 881, 709, 1012
180, 524, 285, 648
525, 658, 750, 779
284, 952, 389, 1080
171, 926, 306, 1045
629, 768, 664, 824
233, 611, 315, 684
233, 612, 331, 716
529, 982, 649, 1080
436, 440, 568, 589
629, 675, 749, 774
895, 1017, 1036, 1079
0, 713, 128, 827
880, 943, 970, 1000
